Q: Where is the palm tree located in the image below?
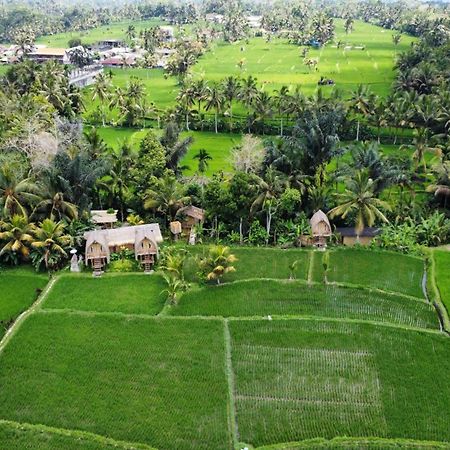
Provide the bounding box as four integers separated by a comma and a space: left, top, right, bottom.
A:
0, 165, 40, 218
274, 86, 290, 137
32, 187, 78, 222
91, 73, 111, 126
427, 159, 450, 208
161, 272, 186, 305
177, 84, 196, 130
198, 245, 237, 284
349, 84, 376, 141
222, 76, 241, 130
126, 24, 136, 41
0, 214, 35, 263
252, 90, 273, 134
194, 149, 212, 174
238, 75, 259, 132
204, 84, 224, 134
329, 171, 391, 240
32, 219, 72, 270
144, 176, 191, 222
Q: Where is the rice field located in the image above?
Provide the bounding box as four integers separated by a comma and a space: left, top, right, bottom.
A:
0, 268, 48, 339
433, 250, 450, 314
0, 313, 230, 450
42, 274, 167, 315
172, 280, 438, 329
229, 319, 450, 447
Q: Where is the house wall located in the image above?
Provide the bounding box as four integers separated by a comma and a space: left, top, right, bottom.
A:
342, 236, 374, 246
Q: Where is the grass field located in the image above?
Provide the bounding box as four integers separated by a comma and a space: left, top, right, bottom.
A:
327, 249, 424, 298
0, 313, 230, 450
0, 268, 48, 339
172, 280, 437, 329
229, 319, 450, 447
434, 250, 450, 314
95, 127, 241, 176
42, 274, 167, 315
192, 19, 414, 97
36, 19, 166, 48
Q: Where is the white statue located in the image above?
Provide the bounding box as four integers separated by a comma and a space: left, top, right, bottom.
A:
70, 249, 81, 272
189, 228, 196, 245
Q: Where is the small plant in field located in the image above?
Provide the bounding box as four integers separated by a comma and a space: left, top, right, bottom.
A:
159, 247, 189, 281
198, 245, 238, 284
161, 272, 187, 305
289, 260, 299, 280
322, 252, 329, 284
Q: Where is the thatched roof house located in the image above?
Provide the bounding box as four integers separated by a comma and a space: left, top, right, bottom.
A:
91, 210, 118, 228
336, 227, 380, 246
84, 224, 163, 274
310, 210, 332, 248
177, 205, 205, 234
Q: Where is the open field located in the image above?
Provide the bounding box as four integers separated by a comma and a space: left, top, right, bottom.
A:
434, 250, 450, 314
95, 127, 240, 176
42, 274, 166, 315
229, 319, 450, 447
36, 19, 166, 48
0, 313, 230, 450
192, 19, 414, 97
0, 268, 48, 339
327, 249, 424, 298
172, 279, 437, 329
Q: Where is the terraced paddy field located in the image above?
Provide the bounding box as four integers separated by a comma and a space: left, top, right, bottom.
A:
0, 247, 449, 449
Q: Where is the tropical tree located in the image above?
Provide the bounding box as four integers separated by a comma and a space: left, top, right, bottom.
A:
349, 84, 376, 141
198, 245, 237, 284
0, 214, 35, 264
161, 272, 186, 305
91, 72, 111, 126
329, 171, 391, 240
204, 84, 224, 134
144, 176, 191, 222
222, 76, 241, 130
160, 122, 194, 175
194, 149, 212, 174
238, 75, 259, 132
0, 164, 40, 218
31, 219, 72, 270
274, 86, 291, 137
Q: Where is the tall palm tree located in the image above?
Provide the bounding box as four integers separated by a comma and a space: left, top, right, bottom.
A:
194, 149, 212, 174
177, 84, 196, 131
204, 84, 224, 134
238, 75, 259, 132
349, 84, 376, 141
252, 90, 273, 134
32, 219, 72, 270
91, 72, 111, 126
329, 171, 390, 240
274, 86, 291, 137
222, 76, 241, 130
0, 164, 40, 218
0, 214, 35, 262
144, 176, 191, 222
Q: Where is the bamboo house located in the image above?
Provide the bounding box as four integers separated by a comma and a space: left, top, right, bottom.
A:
310, 210, 332, 248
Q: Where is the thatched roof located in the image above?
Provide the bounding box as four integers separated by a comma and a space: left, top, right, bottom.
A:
177, 205, 205, 222
310, 210, 332, 237
91, 210, 118, 225
85, 230, 111, 262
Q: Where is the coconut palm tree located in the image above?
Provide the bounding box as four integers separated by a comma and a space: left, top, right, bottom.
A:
252, 90, 273, 134
0, 214, 35, 263
204, 84, 224, 134
349, 84, 376, 141
238, 75, 259, 132
32, 219, 72, 270
193, 149, 212, 174
274, 86, 291, 136
177, 84, 196, 130
329, 171, 391, 240
91, 73, 111, 126
144, 176, 191, 222
222, 76, 241, 130
0, 165, 40, 218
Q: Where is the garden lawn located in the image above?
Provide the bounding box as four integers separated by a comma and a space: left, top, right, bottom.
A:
327, 249, 424, 298
42, 274, 166, 315
36, 19, 166, 48
0, 313, 230, 450
229, 319, 450, 448
172, 280, 437, 329
192, 20, 414, 98
0, 268, 48, 339
434, 250, 450, 314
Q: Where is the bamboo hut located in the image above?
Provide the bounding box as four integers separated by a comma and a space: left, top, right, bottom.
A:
84, 224, 163, 275
176, 205, 205, 235
336, 227, 380, 246
91, 210, 118, 229
310, 210, 332, 248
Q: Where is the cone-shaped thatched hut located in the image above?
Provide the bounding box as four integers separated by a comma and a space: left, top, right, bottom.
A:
310, 210, 332, 248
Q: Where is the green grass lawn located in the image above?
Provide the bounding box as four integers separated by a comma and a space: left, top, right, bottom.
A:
326, 249, 424, 298
36, 19, 166, 48
42, 274, 166, 315
193, 19, 414, 98
172, 280, 437, 329
0, 313, 230, 450
434, 250, 450, 314
0, 268, 48, 339
229, 319, 450, 448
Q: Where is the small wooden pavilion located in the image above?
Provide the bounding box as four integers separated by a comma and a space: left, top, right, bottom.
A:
84, 224, 163, 275
91, 210, 118, 229
310, 210, 332, 248
176, 205, 205, 235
